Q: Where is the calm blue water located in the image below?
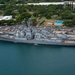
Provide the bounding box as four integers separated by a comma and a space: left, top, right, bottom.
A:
55, 20, 63, 25
0, 41, 75, 75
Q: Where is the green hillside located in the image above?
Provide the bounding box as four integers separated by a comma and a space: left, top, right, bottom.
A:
0, 0, 72, 4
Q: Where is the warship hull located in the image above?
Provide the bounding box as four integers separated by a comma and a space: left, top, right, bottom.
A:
0, 37, 75, 46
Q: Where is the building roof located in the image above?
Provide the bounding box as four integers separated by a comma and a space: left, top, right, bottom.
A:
27, 2, 75, 5
0, 16, 12, 20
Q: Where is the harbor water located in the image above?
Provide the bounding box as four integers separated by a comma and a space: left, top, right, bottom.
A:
0, 41, 75, 75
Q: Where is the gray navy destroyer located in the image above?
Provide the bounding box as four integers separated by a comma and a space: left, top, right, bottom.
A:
0, 18, 75, 46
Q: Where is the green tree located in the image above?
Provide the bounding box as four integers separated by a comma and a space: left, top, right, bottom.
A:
21, 12, 31, 20
3, 9, 12, 15
61, 10, 73, 19
32, 18, 37, 26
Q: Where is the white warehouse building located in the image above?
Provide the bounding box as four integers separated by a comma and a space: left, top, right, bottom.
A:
0, 16, 12, 20
27, 2, 75, 6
